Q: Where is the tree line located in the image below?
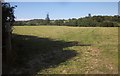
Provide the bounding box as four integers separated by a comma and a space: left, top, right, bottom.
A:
14, 15, 120, 27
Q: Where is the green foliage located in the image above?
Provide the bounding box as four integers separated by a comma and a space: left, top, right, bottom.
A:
2, 2, 16, 33
14, 15, 120, 27
2, 2, 16, 46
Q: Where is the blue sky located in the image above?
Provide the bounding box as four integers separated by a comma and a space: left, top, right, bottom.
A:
5, 0, 120, 2
10, 2, 118, 20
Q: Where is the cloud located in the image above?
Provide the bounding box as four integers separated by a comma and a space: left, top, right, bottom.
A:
15, 18, 32, 21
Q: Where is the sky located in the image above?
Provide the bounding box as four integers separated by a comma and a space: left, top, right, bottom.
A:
9, 2, 118, 21
5, 0, 120, 2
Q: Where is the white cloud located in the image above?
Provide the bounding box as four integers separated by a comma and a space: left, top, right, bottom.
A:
15, 18, 32, 21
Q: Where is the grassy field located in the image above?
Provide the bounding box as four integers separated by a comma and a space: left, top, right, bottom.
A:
11, 26, 118, 74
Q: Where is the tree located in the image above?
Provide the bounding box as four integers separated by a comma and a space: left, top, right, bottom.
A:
2, 2, 16, 65
45, 13, 50, 25
88, 13, 91, 18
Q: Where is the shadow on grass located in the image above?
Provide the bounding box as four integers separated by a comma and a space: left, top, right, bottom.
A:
8, 34, 91, 75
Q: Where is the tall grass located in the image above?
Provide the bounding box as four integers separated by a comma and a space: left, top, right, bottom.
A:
12, 26, 118, 74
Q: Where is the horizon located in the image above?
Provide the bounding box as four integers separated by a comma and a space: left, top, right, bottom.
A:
10, 2, 118, 21
15, 14, 118, 21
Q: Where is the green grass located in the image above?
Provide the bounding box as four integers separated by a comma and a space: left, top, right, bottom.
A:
11, 26, 118, 74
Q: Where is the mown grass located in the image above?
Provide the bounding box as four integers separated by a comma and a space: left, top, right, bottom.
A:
11, 26, 118, 74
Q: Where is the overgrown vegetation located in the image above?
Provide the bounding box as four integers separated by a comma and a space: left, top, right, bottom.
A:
14, 15, 120, 27
2, 2, 16, 35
